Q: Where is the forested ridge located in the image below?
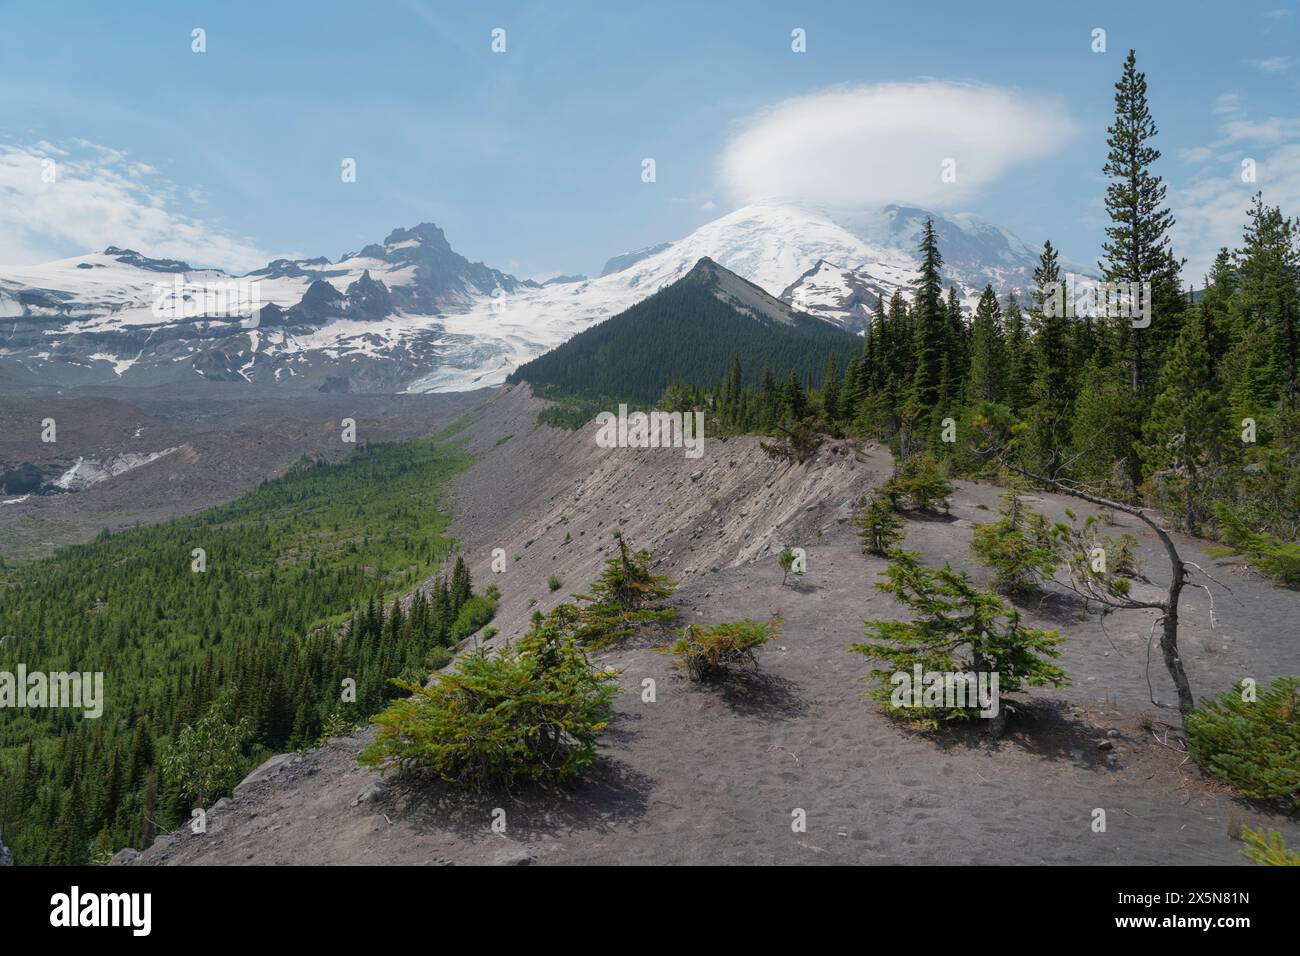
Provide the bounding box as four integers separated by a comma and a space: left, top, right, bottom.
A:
510, 265, 862, 404
0, 435, 492, 864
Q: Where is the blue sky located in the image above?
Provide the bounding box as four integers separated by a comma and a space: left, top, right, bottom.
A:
1, 0, 1297, 281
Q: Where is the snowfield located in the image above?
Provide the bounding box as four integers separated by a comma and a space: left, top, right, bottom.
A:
0, 202, 1081, 392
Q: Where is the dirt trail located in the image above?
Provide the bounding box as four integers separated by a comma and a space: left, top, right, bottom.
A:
124, 384, 1300, 865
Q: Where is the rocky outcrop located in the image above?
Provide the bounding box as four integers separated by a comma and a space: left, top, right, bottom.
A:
343, 271, 393, 321
234, 753, 299, 797
297, 279, 347, 322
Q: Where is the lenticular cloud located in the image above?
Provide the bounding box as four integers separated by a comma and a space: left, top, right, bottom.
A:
719, 81, 1079, 209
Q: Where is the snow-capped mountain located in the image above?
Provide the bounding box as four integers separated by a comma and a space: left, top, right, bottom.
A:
0, 226, 534, 391
0, 202, 1066, 393
410, 202, 1066, 388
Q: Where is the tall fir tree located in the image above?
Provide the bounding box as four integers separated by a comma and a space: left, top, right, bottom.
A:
943, 286, 968, 407
907, 218, 948, 439
821, 355, 841, 431
1002, 292, 1032, 411
1099, 49, 1184, 395
1233, 194, 1299, 412
966, 285, 1005, 404
1028, 240, 1076, 476
1141, 300, 1235, 532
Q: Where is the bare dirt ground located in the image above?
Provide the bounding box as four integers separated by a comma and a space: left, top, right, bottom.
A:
126, 383, 1300, 866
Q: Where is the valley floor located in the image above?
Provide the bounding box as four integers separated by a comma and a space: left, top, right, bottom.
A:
127, 384, 1300, 865
0, 382, 484, 560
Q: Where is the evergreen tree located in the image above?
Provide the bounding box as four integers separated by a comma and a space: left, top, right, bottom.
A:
867, 295, 889, 391
1027, 240, 1076, 476
1069, 357, 1140, 495
967, 285, 1005, 403
782, 370, 808, 420
723, 355, 744, 414
1142, 272, 1236, 531
759, 364, 779, 429
908, 219, 948, 430
821, 355, 841, 431
851, 493, 905, 556
450, 555, 472, 611
852, 551, 1067, 732
1234, 194, 1300, 411
944, 286, 969, 405
574, 532, 677, 646
1099, 49, 1184, 394
1002, 293, 1032, 411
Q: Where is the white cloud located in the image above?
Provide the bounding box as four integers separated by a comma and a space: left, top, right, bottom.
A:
718, 81, 1079, 210
1220, 116, 1300, 144
0, 140, 269, 271
1173, 124, 1300, 282
1246, 56, 1296, 73
1213, 93, 1243, 115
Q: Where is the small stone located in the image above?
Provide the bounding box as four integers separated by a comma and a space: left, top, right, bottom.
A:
1097, 739, 1114, 751
492, 845, 535, 866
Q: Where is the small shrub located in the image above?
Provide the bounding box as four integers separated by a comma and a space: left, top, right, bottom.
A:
1108, 532, 1142, 577
969, 486, 1058, 597
548, 574, 563, 592
778, 548, 796, 585
359, 609, 620, 788
1051, 510, 1148, 610
1240, 826, 1300, 866
759, 418, 824, 464
316, 711, 358, 745
852, 551, 1067, 729
1214, 505, 1300, 584
163, 705, 254, 806
671, 616, 782, 682
1186, 677, 1300, 809
851, 493, 904, 556
425, 646, 454, 671
573, 532, 677, 646
449, 592, 497, 642
882, 453, 953, 513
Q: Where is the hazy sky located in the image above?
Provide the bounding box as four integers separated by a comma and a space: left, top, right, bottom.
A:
2, 0, 1297, 282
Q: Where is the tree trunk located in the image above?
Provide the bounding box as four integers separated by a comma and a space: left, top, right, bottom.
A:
1004, 462, 1197, 717
1160, 556, 1196, 717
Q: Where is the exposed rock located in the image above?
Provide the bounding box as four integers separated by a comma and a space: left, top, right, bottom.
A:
491, 844, 536, 866
344, 271, 394, 321
354, 779, 388, 806
235, 753, 298, 796
297, 279, 347, 323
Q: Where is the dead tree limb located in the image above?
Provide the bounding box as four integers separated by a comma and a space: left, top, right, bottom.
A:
995, 456, 1199, 717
